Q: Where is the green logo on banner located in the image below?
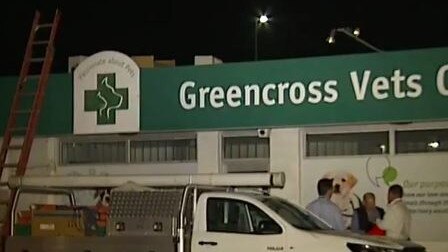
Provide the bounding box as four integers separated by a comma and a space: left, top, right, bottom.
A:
84, 73, 129, 125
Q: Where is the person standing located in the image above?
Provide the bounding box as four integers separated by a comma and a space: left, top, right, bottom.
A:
376, 185, 411, 240
351, 192, 385, 233
306, 178, 345, 231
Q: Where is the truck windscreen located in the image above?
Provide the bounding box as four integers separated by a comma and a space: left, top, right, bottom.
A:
261, 197, 332, 231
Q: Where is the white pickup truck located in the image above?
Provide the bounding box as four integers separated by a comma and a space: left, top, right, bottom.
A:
5, 172, 425, 252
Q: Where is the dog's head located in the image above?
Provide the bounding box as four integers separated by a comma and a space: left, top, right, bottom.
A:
95, 189, 111, 207
323, 171, 358, 198
323, 171, 359, 228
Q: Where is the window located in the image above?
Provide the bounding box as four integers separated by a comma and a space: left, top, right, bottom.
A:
60, 140, 127, 165
260, 197, 330, 230
223, 137, 269, 159
206, 198, 281, 234
60, 134, 197, 165
223, 135, 270, 173
306, 132, 389, 157
130, 139, 196, 163
247, 204, 282, 234
396, 129, 448, 153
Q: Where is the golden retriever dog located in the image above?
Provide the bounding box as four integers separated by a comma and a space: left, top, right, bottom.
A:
323, 171, 361, 228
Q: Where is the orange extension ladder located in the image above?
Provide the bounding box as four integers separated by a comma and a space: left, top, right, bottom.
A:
0, 9, 61, 237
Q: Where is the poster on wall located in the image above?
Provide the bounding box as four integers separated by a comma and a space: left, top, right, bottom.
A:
301, 154, 448, 242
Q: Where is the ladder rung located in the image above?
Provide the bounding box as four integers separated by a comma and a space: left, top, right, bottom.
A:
14, 110, 32, 114
20, 92, 36, 97
30, 58, 45, 63
7, 145, 22, 150
36, 23, 53, 29
33, 40, 49, 45
24, 75, 40, 82
1, 163, 18, 168
10, 127, 27, 132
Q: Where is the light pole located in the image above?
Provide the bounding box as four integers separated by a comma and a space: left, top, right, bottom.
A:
327, 27, 383, 52
255, 14, 269, 61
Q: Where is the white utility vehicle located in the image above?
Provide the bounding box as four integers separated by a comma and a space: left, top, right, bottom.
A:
5, 172, 425, 252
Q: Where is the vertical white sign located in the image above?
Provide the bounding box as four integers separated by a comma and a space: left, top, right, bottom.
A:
73, 51, 140, 134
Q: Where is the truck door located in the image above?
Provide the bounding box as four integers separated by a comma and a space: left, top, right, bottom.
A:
191, 195, 286, 252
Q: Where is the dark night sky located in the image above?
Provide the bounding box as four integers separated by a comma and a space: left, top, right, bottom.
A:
1, 1, 448, 76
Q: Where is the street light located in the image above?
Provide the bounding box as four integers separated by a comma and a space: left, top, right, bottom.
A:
326, 27, 383, 52
255, 14, 269, 61
259, 15, 268, 24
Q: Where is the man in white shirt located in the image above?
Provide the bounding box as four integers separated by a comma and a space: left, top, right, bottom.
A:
377, 184, 411, 240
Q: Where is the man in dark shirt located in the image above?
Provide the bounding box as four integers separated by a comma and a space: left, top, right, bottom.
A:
351, 192, 385, 233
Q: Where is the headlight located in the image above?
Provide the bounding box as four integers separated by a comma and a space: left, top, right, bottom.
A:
347, 243, 401, 252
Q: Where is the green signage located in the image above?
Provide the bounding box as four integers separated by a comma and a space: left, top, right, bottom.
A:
84, 73, 129, 125
0, 47, 448, 135
141, 47, 448, 131
0, 74, 72, 135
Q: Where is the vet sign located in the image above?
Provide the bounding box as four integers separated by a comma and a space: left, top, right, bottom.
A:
178, 66, 448, 110
74, 51, 140, 134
